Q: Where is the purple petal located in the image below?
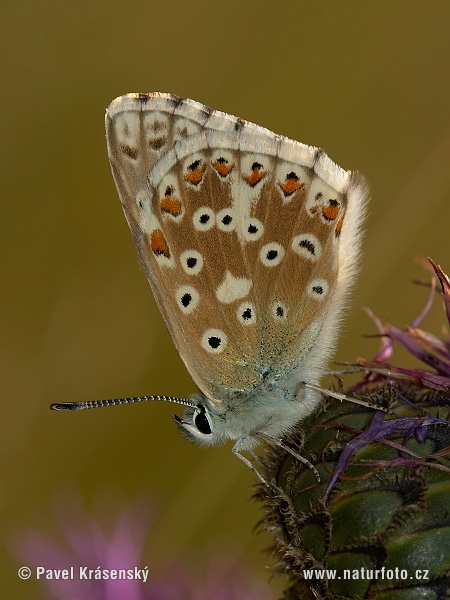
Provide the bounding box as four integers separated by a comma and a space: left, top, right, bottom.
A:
325, 409, 449, 496
363, 307, 393, 362
429, 258, 450, 325
386, 324, 450, 376
407, 327, 450, 360
410, 274, 436, 328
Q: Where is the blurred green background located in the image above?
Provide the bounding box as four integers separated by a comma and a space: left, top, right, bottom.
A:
2, 1, 450, 597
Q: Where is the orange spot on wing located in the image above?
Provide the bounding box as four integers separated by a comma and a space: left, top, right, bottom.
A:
309, 205, 318, 214
243, 164, 266, 187
212, 159, 234, 177
278, 178, 304, 197
322, 200, 340, 221
150, 229, 170, 258
161, 196, 182, 217
184, 163, 206, 185
335, 216, 344, 237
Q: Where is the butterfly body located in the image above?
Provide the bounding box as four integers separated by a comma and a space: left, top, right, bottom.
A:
105, 93, 368, 450
176, 374, 322, 450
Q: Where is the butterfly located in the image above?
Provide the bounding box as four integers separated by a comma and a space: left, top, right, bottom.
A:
52, 93, 368, 480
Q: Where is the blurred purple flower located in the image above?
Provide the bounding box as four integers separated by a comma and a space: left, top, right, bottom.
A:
350, 258, 450, 392
12, 492, 272, 600
325, 258, 450, 493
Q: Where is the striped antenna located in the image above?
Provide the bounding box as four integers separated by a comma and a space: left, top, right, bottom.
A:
51, 395, 197, 411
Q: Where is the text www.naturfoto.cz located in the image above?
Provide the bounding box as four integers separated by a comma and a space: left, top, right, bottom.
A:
303, 567, 429, 581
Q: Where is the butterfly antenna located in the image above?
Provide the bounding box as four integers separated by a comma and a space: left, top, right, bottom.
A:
50, 395, 196, 411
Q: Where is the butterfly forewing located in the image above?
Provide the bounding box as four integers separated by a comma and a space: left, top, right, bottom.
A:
105, 93, 367, 407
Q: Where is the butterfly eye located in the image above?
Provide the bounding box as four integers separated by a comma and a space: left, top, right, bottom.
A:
194, 407, 212, 435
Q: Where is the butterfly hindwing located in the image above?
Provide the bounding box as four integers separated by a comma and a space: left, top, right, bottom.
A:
105, 93, 368, 406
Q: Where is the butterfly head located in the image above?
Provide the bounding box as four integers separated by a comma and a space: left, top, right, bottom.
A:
172, 397, 218, 446
172, 392, 255, 447
171, 382, 323, 449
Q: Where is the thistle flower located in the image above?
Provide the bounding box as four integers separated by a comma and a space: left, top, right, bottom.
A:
352, 257, 450, 393
257, 258, 450, 599
13, 493, 273, 600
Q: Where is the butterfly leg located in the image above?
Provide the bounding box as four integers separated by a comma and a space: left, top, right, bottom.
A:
302, 382, 391, 414
231, 436, 271, 486
256, 431, 321, 482
232, 446, 270, 486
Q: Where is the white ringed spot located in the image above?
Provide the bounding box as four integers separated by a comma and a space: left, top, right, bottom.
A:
292, 233, 322, 262
216, 271, 252, 304
216, 207, 235, 232
307, 279, 329, 301
176, 285, 199, 314
236, 302, 256, 326
201, 329, 228, 354
271, 301, 288, 323
180, 250, 204, 275
193, 207, 215, 231
242, 218, 264, 242
259, 243, 285, 267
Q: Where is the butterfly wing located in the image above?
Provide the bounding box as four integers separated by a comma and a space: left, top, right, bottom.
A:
105, 93, 368, 407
